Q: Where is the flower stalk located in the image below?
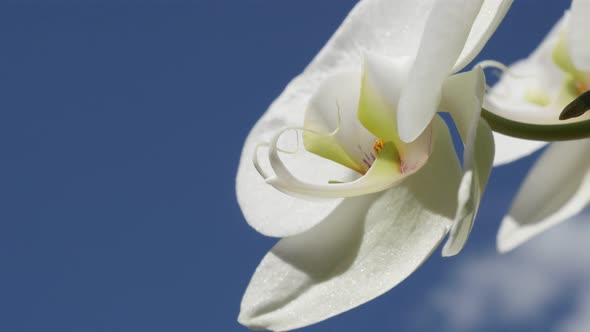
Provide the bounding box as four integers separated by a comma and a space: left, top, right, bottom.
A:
481, 104, 590, 141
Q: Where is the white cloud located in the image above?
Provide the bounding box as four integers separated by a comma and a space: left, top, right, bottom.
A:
429, 211, 590, 331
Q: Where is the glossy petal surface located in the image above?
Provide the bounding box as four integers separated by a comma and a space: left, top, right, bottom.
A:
237, 0, 512, 236
453, 0, 513, 71
439, 67, 495, 256
497, 139, 590, 252
239, 118, 461, 331
397, 0, 484, 142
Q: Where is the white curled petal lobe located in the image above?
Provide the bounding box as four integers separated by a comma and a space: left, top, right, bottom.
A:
454, 0, 513, 72
237, 120, 347, 237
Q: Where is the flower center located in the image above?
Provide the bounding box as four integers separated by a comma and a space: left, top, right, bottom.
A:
358, 139, 387, 171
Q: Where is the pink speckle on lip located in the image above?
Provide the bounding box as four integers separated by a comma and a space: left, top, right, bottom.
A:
364, 152, 376, 163
400, 162, 417, 174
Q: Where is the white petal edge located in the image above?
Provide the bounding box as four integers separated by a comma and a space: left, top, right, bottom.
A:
492, 132, 548, 166
397, 0, 485, 142
238, 117, 461, 331
568, 0, 590, 71
497, 139, 590, 253
453, 0, 513, 72
438, 67, 495, 256
237, 0, 513, 237
443, 119, 494, 257
238, 120, 349, 237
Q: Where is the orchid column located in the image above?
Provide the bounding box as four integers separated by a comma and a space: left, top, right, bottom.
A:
236, 0, 511, 331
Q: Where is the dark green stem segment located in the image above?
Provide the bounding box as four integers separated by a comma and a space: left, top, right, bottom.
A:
481, 108, 590, 141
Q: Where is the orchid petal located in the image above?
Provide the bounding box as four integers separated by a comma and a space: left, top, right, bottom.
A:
239, 119, 461, 331
443, 119, 494, 256
484, 59, 577, 124
442, 67, 486, 145
569, 0, 590, 71
453, 0, 513, 72
439, 67, 495, 256
299, 0, 510, 82
237, 0, 512, 237
397, 0, 484, 143
497, 139, 590, 252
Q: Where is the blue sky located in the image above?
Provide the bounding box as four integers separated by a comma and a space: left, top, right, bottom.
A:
0, 1, 585, 331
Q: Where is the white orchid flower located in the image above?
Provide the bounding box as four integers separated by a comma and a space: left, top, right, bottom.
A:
483, 1, 590, 253
236, 0, 511, 330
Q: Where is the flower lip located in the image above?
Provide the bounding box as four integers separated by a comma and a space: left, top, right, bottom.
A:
251, 55, 437, 200
256, 118, 433, 199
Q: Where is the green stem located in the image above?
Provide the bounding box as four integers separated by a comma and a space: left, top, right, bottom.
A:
481, 108, 590, 141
